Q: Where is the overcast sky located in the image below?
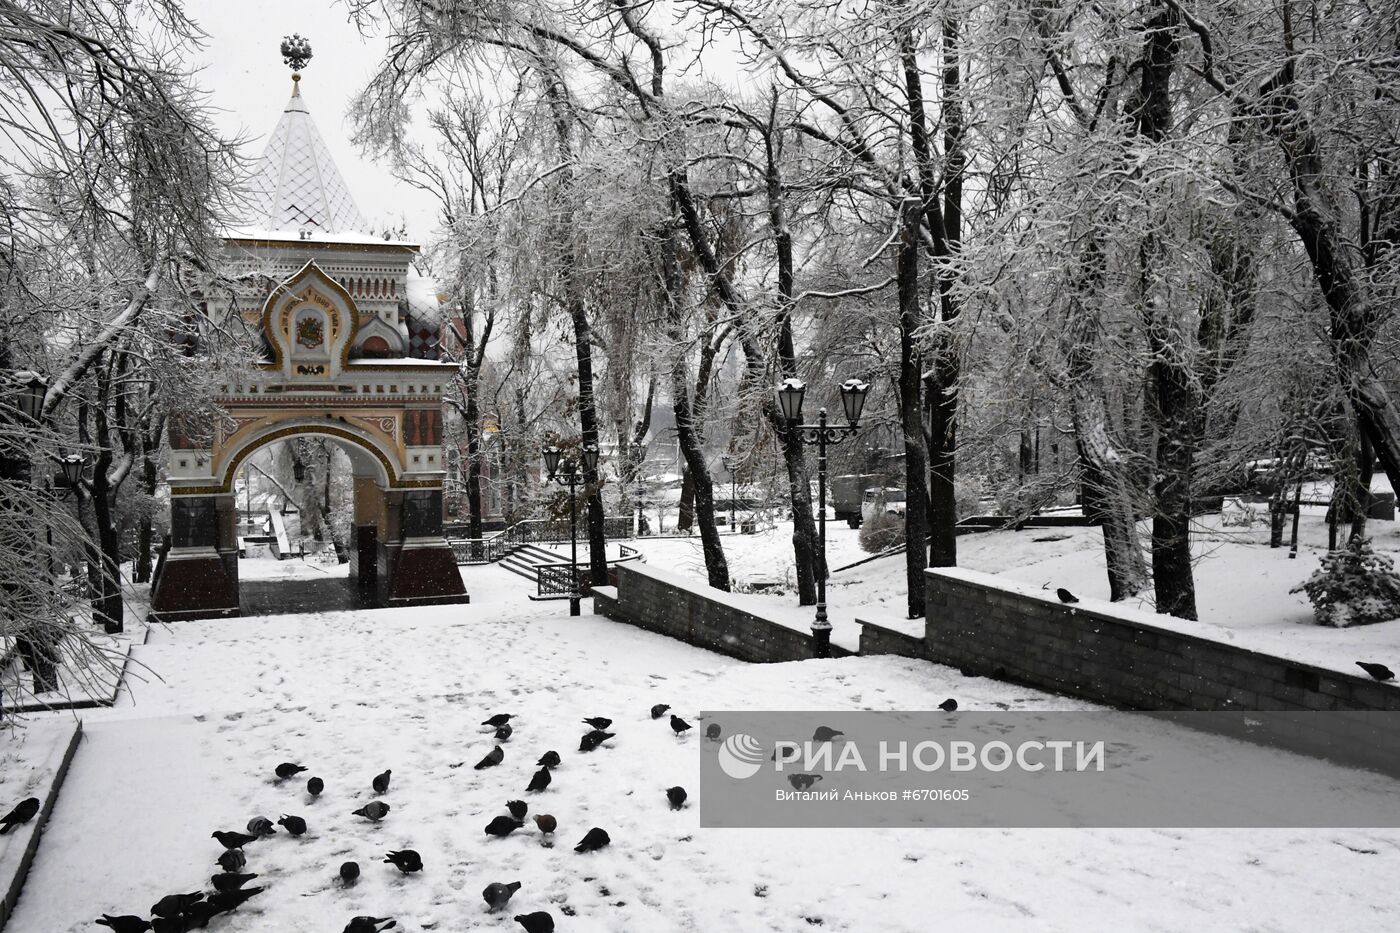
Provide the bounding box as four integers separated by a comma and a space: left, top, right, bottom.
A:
186, 0, 442, 242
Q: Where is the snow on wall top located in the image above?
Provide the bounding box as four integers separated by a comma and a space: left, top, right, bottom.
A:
240, 78, 370, 238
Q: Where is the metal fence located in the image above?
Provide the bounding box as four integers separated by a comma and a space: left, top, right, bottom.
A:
533, 543, 644, 598
448, 516, 636, 566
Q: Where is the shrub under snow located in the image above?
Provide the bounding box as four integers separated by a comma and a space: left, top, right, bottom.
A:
1291, 537, 1400, 628
859, 510, 906, 554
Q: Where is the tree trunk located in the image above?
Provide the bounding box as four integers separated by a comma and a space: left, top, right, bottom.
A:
1135, 4, 1197, 619
897, 197, 931, 617
677, 468, 695, 532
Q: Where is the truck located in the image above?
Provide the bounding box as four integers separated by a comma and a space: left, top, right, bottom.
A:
831, 473, 882, 527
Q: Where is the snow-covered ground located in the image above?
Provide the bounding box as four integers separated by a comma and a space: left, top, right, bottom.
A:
3, 558, 1400, 931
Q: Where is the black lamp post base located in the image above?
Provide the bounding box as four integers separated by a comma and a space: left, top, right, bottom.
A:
811, 624, 832, 659
569, 596, 581, 617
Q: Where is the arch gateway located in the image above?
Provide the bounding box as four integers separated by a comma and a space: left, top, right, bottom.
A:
149, 64, 468, 620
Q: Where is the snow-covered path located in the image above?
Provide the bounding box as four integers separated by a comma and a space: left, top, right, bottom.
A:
7, 564, 1400, 932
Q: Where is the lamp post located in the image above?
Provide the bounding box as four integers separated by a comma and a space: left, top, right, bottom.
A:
721, 454, 738, 532
777, 376, 870, 659
544, 442, 599, 617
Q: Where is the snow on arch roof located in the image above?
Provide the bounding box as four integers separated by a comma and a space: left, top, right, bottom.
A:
242, 75, 370, 237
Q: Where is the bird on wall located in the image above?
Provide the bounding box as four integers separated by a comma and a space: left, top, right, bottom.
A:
1357, 661, 1395, 681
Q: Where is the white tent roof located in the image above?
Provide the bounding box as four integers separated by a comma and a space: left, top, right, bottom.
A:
241, 77, 370, 237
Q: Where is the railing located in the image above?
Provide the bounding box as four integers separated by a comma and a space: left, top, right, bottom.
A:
534, 542, 644, 598
448, 515, 636, 566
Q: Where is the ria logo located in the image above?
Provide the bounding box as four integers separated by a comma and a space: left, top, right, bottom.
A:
716, 732, 765, 780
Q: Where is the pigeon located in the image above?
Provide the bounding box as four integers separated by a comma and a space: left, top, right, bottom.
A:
574, 826, 610, 852
246, 816, 275, 837
211, 872, 258, 893
1357, 661, 1395, 682
939, 698, 958, 712
352, 801, 390, 822
705, 723, 721, 742
495, 723, 514, 742
514, 911, 555, 933
788, 773, 823, 791
207, 886, 264, 913
485, 816, 524, 837
383, 849, 423, 874
579, 730, 614, 752
483, 880, 522, 912
474, 746, 505, 770
812, 726, 843, 742
372, 769, 392, 794
582, 717, 612, 730
151, 892, 203, 918
182, 901, 222, 929
536, 750, 561, 768
339, 861, 360, 885
275, 762, 308, 780
0, 797, 40, 834
666, 786, 688, 809
278, 814, 307, 836
526, 767, 552, 793
670, 715, 692, 736
533, 814, 556, 836
211, 830, 257, 850
507, 799, 529, 820
216, 849, 246, 872
307, 776, 324, 796
342, 916, 396, 933
95, 916, 152, 933
650, 704, 670, 719
150, 919, 186, 933
1055, 587, 1078, 604
482, 713, 513, 728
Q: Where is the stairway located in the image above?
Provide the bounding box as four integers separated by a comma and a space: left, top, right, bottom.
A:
497, 543, 571, 582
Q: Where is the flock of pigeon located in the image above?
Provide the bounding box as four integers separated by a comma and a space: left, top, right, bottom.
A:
86, 704, 698, 932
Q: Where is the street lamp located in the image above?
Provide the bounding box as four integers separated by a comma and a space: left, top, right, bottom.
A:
58, 454, 85, 490
721, 454, 738, 532
778, 376, 871, 658
12, 371, 46, 423
544, 442, 600, 617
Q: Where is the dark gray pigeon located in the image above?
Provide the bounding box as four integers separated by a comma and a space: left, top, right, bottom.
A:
274, 762, 307, 779
342, 918, 395, 933
582, 717, 612, 730
938, 698, 958, 712
666, 786, 687, 809
207, 885, 264, 913
475, 746, 505, 770
495, 723, 513, 742
485, 816, 524, 837
212, 830, 257, 850
1055, 588, 1078, 604
574, 827, 610, 852
579, 730, 614, 752
352, 801, 390, 822
812, 726, 843, 742
526, 767, 551, 793
211, 872, 258, 893
278, 814, 307, 836
383, 849, 422, 874
307, 776, 324, 796
95, 915, 152, 933
372, 769, 392, 794
1357, 661, 1395, 681
536, 751, 561, 768
669, 715, 691, 736
246, 816, 275, 837
507, 799, 528, 820
0, 797, 39, 834
650, 704, 670, 719
151, 892, 203, 918
483, 880, 522, 912
339, 861, 360, 885
705, 723, 721, 742
514, 911, 555, 933
216, 849, 246, 872
482, 713, 513, 728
